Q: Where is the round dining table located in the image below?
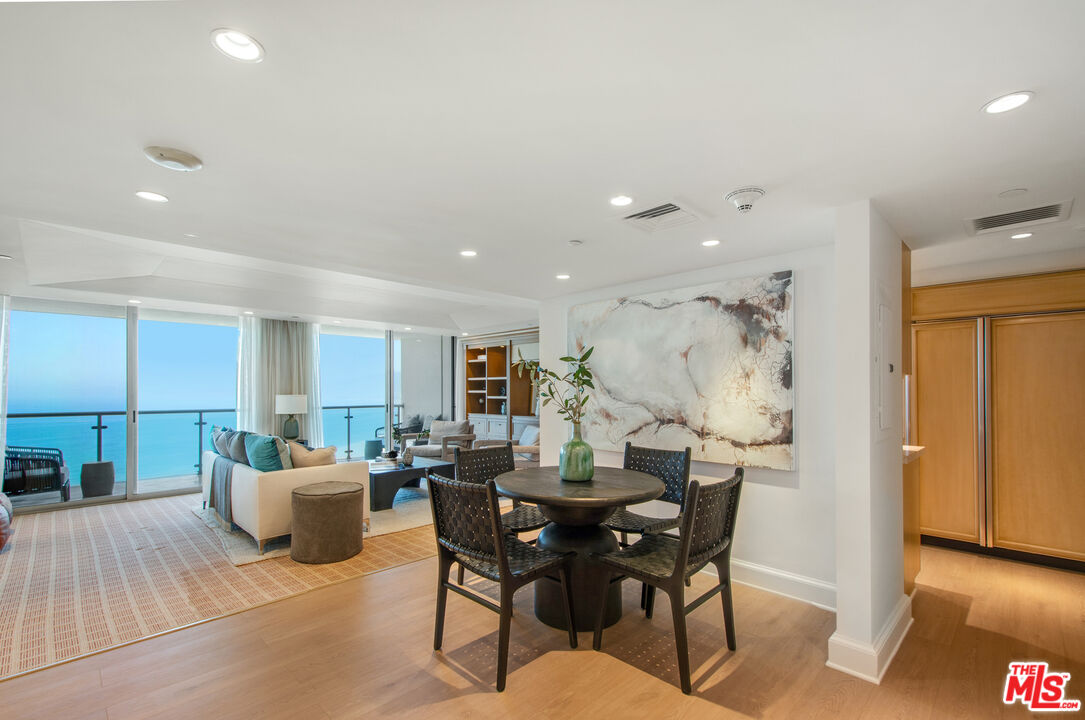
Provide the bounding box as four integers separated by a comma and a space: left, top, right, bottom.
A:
494, 466, 664, 631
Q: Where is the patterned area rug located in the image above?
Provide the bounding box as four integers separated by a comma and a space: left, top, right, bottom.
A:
0, 494, 435, 681
189, 484, 439, 565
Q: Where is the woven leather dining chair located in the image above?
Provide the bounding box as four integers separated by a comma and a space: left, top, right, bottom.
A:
606, 442, 692, 546
452, 442, 549, 584
590, 469, 744, 694
428, 474, 577, 692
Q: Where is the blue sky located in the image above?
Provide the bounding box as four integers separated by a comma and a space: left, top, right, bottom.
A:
7, 311, 389, 413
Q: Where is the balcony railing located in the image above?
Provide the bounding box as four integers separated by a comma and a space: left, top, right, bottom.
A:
5, 404, 402, 479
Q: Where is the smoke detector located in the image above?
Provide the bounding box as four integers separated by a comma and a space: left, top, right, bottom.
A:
725, 187, 765, 213
143, 146, 203, 172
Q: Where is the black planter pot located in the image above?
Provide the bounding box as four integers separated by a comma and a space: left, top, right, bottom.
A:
80, 461, 116, 498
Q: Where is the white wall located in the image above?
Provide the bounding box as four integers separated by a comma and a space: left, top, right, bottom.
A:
828, 200, 908, 683
538, 243, 838, 608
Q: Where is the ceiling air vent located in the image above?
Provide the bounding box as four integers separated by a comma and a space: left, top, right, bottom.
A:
623, 202, 701, 233
966, 200, 1073, 235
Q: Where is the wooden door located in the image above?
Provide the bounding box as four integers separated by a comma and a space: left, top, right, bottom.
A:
914, 320, 983, 542
990, 312, 1085, 561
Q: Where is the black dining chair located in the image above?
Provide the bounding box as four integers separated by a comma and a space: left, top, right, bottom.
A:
605, 442, 692, 547
428, 474, 577, 692
589, 469, 744, 694
451, 443, 549, 584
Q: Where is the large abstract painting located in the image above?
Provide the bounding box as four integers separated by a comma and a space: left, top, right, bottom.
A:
567, 271, 794, 470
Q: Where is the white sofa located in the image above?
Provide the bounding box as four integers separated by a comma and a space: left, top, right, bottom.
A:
201, 450, 370, 553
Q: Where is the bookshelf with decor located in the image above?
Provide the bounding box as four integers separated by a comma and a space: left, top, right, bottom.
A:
462, 334, 539, 444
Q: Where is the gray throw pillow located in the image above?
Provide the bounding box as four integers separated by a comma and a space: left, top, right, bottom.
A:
228, 431, 250, 465
213, 428, 232, 456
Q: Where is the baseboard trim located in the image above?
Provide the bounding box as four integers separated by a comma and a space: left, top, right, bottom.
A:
709, 558, 836, 611
826, 593, 913, 684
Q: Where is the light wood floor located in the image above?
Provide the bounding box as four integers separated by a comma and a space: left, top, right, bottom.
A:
2, 545, 1083, 719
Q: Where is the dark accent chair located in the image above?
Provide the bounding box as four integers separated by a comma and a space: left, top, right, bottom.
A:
606, 442, 692, 545
449, 443, 549, 584
590, 469, 744, 694
428, 474, 577, 692
3, 446, 71, 501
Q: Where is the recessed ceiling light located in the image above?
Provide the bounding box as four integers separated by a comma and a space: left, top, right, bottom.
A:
210, 28, 265, 63
461, 332, 469, 336
982, 91, 1033, 114
135, 190, 168, 203
0, 254, 12, 261
1010, 232, 1033, 240
128, 299, 142, 305
702, 239, 720, 247
184, 233, 199, 238
404, 327, 412, 331
332, 320, 342, 324
556, 274, 570, 280
242, 311, 254, 315
610, 195, 633, 207
459, 250, 477, 257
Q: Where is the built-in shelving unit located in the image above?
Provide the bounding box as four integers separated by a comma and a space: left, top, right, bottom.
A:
462, 335, 539, 442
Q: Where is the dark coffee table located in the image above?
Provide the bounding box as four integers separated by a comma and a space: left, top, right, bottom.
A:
368, 456, 454, 512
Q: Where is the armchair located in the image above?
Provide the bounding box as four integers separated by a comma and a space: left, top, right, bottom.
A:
403, 420, 475, 461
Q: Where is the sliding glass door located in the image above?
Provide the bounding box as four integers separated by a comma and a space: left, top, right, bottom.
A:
136, 311, 238, 495
392, 330, 452, 436
4, 302, 127, 509
319, 328, 389, 460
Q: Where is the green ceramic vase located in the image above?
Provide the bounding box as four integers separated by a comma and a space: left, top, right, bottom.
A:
559, 423, 594, 482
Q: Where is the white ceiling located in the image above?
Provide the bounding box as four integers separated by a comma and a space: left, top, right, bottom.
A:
0, 0, 1083, 320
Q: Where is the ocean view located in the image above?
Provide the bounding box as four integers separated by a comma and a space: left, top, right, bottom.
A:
6, 407, 388, 482
4, 312, 393, 491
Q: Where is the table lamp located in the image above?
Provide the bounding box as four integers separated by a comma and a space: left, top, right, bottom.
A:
275, 394, 308, 440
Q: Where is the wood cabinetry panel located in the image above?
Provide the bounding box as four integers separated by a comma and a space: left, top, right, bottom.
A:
914, 320, 981, 542
912, 269, 1085, 321
990, 312, 1085, 561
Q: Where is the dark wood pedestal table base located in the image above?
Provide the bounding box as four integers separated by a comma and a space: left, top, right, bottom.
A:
494, 466, 663, 632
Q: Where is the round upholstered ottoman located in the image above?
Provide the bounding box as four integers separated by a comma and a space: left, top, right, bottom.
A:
290, 481, 365, 564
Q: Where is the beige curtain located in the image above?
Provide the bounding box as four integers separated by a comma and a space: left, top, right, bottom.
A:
237, 317, 324, 445
0, 295, 9, 457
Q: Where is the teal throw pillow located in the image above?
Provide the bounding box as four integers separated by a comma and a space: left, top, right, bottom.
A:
244, 433, 291, 472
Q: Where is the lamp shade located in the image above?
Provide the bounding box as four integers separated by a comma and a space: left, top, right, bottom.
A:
275, 394, 308, 415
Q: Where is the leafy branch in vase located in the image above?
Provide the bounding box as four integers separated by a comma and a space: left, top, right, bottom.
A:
514, 346, 595, 424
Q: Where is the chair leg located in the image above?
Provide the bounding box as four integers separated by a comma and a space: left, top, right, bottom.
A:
592, 571, 612, 651
496, 585, 515, 692
434, 552, 453, 651
640, 582, 647, 609
457, 563, 465, 585
719, 568, 737, 651
620, 531, 628, 547
557, 567, 578, 648
645, 585, 657, 619
669, 588, 692, 694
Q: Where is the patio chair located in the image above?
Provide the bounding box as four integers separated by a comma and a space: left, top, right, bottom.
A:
3, 446, 71, 501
